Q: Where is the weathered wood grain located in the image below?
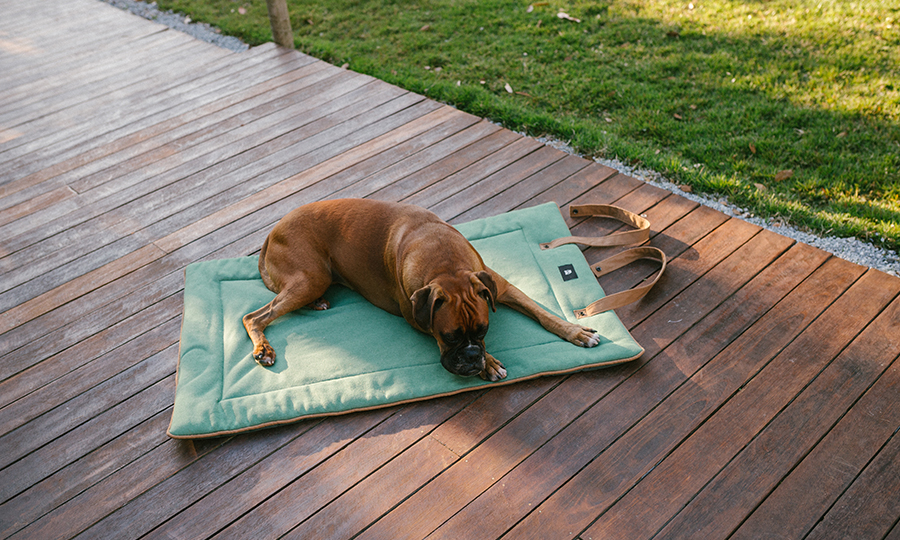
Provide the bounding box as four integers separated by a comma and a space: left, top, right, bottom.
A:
3, 1, 899, 539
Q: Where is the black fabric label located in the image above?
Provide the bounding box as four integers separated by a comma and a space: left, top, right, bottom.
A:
558, 264, 578, 281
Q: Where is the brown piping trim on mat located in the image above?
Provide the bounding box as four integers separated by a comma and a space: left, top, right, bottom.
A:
166, 346, 645, 440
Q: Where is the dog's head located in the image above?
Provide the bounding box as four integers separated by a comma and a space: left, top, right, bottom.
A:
410, 271, 497, 377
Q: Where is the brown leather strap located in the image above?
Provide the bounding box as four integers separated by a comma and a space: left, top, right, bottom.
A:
573, 246, 667, 318
540, 204, 651, 250
540, 204, 666, 319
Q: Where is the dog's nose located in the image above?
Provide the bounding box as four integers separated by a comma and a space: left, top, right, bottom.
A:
460, 344, 483, 363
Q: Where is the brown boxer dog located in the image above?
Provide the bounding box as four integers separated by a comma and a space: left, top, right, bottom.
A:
242, 198, 601, 381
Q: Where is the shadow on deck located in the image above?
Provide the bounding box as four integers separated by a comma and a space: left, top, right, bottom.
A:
1, 1, 899, 538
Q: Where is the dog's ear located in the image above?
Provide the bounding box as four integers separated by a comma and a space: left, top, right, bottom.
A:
411, 284, 445, 332
473, 271, 497, 312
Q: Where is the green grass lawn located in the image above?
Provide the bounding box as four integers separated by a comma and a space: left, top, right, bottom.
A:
157, 0, 900, 250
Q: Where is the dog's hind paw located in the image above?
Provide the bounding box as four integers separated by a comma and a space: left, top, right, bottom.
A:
253, 343, 276, 367
307, 297, 330, 310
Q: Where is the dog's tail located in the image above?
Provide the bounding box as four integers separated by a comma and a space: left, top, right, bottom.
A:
258, 235, 277, 292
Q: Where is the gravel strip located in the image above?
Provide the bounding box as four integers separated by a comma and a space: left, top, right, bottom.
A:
538, 137, 900, 277
99, 0, 248, 52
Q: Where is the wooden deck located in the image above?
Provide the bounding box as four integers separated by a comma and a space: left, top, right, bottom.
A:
3, 1, 900, 538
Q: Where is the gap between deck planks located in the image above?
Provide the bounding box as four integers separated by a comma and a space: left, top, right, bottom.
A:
2, 0, 900, 539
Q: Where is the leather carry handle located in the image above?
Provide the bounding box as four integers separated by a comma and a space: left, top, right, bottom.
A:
574, 246, 667, 318
540, 204, 667, 319
540, 204, 651, 250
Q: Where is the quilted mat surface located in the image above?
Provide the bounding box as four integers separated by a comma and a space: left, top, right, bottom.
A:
168, 203, 643, 438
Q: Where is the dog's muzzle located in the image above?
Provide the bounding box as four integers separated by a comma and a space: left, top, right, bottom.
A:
441, 343, 486, 377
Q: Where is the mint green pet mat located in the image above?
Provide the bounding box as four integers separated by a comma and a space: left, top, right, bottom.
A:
168, 203, 648, 439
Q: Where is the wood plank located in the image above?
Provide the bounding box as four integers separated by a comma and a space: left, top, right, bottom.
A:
0, 2, 115, 43
0, 372, 175, 503
2, 36, 221, 115
1, 44, 278, 165
1, 32, 169, 104
453, 154, 590, 222
0, 335, 177, 474
889, 523, 900, 540
269, 110, 483, 203
68, 74, 371, 194
0, 412, 171, 539
0, 45, 300, 190
72, 81, 384, 202
48, 410, 382, 540
5, 33, 229, 116
497, 254, 862, 540
1, 232, 152, 310
0, 27, 180, 108
328, 118, 499, 200
733, 347, 900, 539
0, 63, 340, 245
149, 98, 444, 253
0, 44, 289, 186
0, 185, 75, 226
654, 285, 900, 539
401, 136, 542, 209
148, 105, 478, 252
8, 425, 238, 540
0, 294, 181, 421
83, 397, 465, 540
145, 389, 484, 539
0, 3, 160, 79
802, 429, 900, 539
369, 128, 519, 203
279, 382, 563, 540
0, 34, 222, 133
431, 145, 565, 221
192, 396, 473, 540
357, 373, 611, 540
281, 437, 456, 540
0, 244, 165, 334
582, 268, 900, 540
139, 111, 487, 243
513, 162, 619, 211
0, 25, 160, 85
0, 269, 183, 384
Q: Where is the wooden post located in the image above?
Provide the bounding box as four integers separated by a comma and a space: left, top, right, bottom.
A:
265, 0, 294, 49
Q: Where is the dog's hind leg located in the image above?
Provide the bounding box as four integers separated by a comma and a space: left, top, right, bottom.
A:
242, 273, 331, 367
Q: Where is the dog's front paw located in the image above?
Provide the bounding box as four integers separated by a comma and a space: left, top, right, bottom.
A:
253, 343, 276, 367
571, 326, 601, 348
480, 353, 507, 382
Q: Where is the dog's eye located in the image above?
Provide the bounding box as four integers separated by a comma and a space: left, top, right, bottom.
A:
474, 326, 488, 339
442, 332, 463, 345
